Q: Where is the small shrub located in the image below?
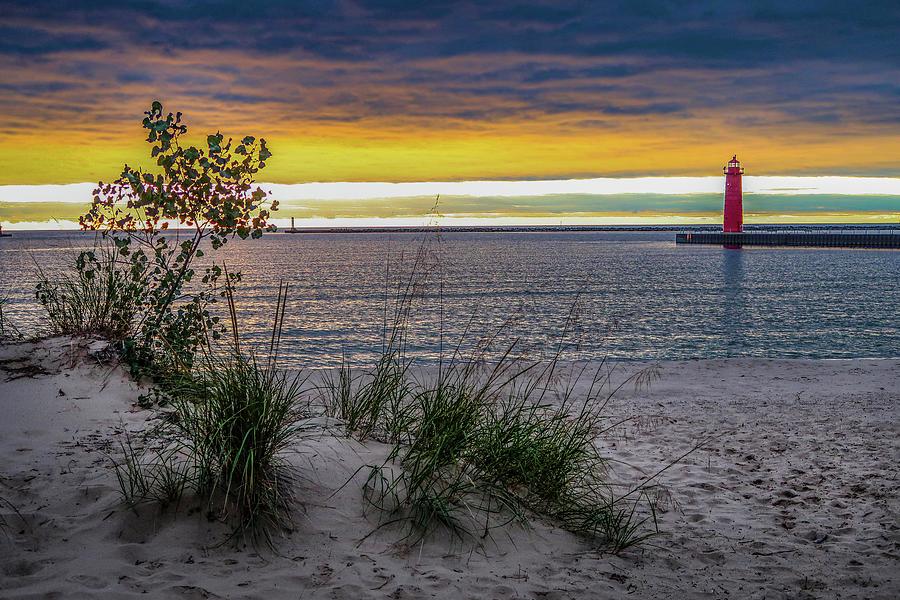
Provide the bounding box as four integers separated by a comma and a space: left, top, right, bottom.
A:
79, 100, 277, 380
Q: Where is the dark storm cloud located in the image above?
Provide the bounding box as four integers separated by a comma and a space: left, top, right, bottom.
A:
3, 1, 898, 63
0, 24, 109, 55
1, 0, 899, 133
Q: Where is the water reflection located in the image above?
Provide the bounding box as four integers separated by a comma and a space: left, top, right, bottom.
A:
721, 248, 747, 355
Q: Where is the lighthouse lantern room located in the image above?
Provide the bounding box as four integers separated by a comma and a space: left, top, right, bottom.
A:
723, 155, 744, 233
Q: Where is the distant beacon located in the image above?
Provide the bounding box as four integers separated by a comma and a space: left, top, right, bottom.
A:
723, 155, 744, 233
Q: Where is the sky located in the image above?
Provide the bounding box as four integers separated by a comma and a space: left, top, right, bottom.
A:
1, 0, 899, 227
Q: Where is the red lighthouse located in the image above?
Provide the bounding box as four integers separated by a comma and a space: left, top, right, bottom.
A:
723, 155, 744, 233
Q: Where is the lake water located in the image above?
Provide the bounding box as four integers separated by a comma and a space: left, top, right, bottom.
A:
1, 230, 898, 367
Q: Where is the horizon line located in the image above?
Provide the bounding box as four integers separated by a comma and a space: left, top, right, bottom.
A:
5, 214, 900, 232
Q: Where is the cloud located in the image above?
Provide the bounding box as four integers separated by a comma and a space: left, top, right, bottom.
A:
0, 0, 899, 184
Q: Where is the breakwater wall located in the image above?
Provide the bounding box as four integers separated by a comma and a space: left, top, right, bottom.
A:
675, 231, 900, 248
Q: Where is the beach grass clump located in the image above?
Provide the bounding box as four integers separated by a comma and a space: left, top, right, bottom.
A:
324, 347, 413, 442
35, 245, 146, 340
172, 352, 309, 531
473, 375, 604, 506
321, 237, 657, 550
113, 436, 190, 510
324, 237, 434, 443
376, 367, 494, 536
112, 284, 310, 539
113, 351, 310, 536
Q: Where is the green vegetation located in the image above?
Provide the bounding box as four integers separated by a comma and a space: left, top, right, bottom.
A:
114, 350, 309, 536
113, 287, 310, 539
331, 343, 659, 551
32, 229, 668, 550
172, 350, 309, 532
323, 238, 433, 443
36, 101, 307, 541
323, 351, 412, 442
77, 100, 277, 377
0, 297, 19, 339
35, 243, 146, 340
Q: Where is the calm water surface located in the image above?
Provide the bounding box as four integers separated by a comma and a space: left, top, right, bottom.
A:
1, 230, 897, 367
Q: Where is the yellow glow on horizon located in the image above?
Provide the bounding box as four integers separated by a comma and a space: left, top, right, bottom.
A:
3, 117, 900, 186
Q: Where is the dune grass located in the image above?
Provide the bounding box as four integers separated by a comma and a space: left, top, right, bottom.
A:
112, 280, 311, 540
323, 347, 412, 442
94, 225, 668, 551
323, 234, 432, 443
172, 351, 309, 533
35, 244, 145, 340
0, 297, 18, 339
348, 349, 659, 551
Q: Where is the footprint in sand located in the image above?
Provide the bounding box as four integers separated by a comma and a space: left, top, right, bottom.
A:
2, 558, 45, 578
66, 573, 108, 590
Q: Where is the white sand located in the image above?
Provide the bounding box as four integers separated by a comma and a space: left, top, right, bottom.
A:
1, 337, 898, 599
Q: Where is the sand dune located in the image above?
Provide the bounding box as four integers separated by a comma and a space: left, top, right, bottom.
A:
1, 337, 898, 598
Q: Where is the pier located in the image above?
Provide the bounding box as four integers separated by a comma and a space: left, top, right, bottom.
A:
676, 230, 900, 248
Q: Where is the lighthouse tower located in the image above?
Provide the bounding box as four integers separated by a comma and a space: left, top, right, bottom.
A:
723, 155, 744, 233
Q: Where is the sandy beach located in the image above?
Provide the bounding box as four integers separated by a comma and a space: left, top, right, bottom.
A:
1, 337, 897, 599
